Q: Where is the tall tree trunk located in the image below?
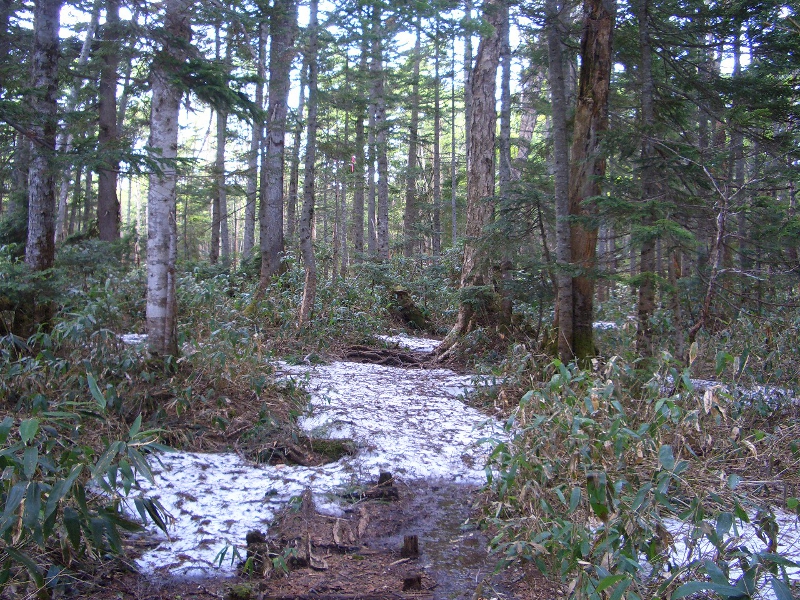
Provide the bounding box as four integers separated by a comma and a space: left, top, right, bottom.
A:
298, 0, 318, 325
547, 0, 573, 363
567, 0, 615, 361
55, 0, 99, 242
260, 0, 297, 283
437, 0, 503, 356
350, 44, 367, 262
403, 23, 422, 257
216, 106, 230, 265
371, 6, 390, 260
498, 0, 513, 324
26, 0, 62, 271
286, 55, 307, 248
432, 22, 442, 256
635, 0, 657, 357
242, 20, 266, 261
147, 0, 191, 357
367, 90, 378, 255
97, 0, 120, 241
451, 43, 458, 244
463, 0, 474, 175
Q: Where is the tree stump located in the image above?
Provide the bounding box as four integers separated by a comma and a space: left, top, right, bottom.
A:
401, 535, 419, 558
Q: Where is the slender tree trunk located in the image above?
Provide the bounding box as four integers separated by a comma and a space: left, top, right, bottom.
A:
147, 0, 191, 357
216, 106, 230, 265
210, 27, 221, 267
68, 166, 80, 235
547, 0, 573, 363
351, 46, 367, 262
371, 6, 390, 260
498, 0, 513, 324
97, 0, 120, 241
403, 23, 422, 257
260, 0, 297, 283
286, 56, 307, 247
299, 0, 319, 325
463, 0, 473, 175
438, 0, 503, 356
367, 93, 378, 255
513, 66, 544, 177
55, 0, 99, 242
242, 20, 266, 261
635, 0, 657, 357
451, 44, 458, 244
26, 0, 61, 273
567, 0, 615, 361
432, 22, 442, 256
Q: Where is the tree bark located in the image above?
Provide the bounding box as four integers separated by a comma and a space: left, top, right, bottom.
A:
287, 55, 307, 248
437, 0, 503, 355
635, 0, 657, 357
403, 22, 421, 258
146, 0, 191, 357
215, 105, 230, 265
372, 6, 390, 260
55, 0, 100, 242
498, 0, 512, 324
432, 21, 442, 256
97, 0, 121, 242
567, 0, 615, 362
546, 0, 574, 363
350, 37, 368, 262
298, 0, 319, 325
260, 0, 298, 283
242, 20, 266, 261
26, 0, 62, 271
463, 0, 474, 175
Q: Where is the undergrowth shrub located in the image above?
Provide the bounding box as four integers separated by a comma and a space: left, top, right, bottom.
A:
0, 330, 168, 598
485, 354, 799, 599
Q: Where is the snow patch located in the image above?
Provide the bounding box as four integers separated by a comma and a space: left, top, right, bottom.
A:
130, 348, 503, 576
377, 333, 440, 353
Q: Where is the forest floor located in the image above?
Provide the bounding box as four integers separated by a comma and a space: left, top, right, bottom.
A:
61, 334, 564, 600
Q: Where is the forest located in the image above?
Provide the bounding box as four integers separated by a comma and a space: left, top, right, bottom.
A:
1, 0, 799, 598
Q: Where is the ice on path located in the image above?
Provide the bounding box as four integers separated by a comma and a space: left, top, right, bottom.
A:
130, 348, 502, 576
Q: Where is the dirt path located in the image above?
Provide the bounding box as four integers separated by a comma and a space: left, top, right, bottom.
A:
74, 335, 563, 599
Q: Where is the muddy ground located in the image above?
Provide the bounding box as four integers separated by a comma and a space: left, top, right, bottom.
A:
63, 478, 562, 600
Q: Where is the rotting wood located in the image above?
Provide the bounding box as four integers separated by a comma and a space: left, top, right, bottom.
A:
401, 535, 419, 558
402, 572, 423, 591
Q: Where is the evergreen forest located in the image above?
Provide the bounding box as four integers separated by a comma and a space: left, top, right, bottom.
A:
1, 0, 799, 598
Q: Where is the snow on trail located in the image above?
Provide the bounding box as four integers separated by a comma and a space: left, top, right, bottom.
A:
130, 337, 502, 577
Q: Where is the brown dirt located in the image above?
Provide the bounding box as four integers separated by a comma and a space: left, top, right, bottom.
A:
55, 477, 563, 600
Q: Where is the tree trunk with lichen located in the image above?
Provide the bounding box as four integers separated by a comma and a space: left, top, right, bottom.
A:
436, 0, 503, 358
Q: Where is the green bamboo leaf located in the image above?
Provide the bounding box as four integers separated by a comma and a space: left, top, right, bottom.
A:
569, 487, 581, 514
128, 414, 142, 439
596, 573, 627, 593
659, 445, 675, 471
86, 372, 106, 409
671, 581, 742, 599
0, 416, 13, 444
23, 446, 38, 480
4, 547, 44, 589
19, 418, 39, 444
771, 577, 795, 600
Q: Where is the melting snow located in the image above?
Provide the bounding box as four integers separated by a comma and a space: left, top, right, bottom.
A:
377, 333, 440, 353
129, 346, 502, 576
664, 510, 800, 598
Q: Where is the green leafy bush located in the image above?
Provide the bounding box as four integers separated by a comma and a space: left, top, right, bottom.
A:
0, 384, 168, 597
484, 356, 798, 599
